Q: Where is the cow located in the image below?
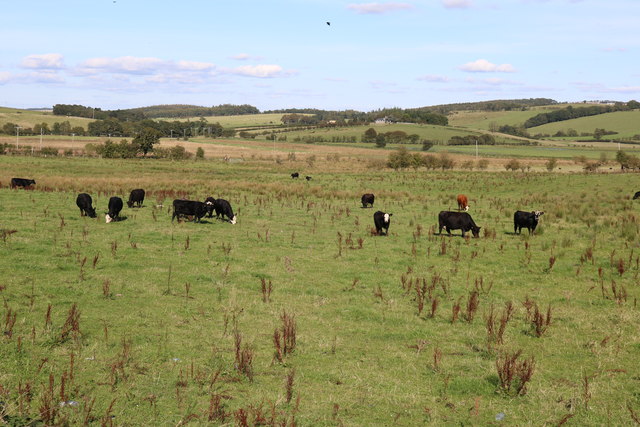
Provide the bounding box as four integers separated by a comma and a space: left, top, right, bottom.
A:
438, 211, 481, 238
513, 210, 544, 235
373, 211, 392, 235
204, 197, 216, 218
305, 176, 312, 181
127, 189, 145, 208
76, 193, 97, 218
106, 197, 124, 223
213, 199, 237, 224
634, 191, 640, 200
10, 178, 36, 189
172, 199, 208, 223
361, 193, 375, 208
291, 172, 299, 179
456, 194, 469, 211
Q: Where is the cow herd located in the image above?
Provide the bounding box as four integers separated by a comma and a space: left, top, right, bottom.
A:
14, 175, 640, 238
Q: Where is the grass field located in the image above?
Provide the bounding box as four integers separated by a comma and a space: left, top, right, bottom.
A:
1, 153, 640, 425
529, 110, 640, 140
0, 107, 93, 130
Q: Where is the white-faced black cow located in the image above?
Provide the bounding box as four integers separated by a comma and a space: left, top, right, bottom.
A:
633, 191, 640, 200
361, 193, 375, 208
172, 199, 208, 223
513, 210, 544, 235
373, 211, 392, 235
213, 199, 237, 224
204, 197, 216, 218
127, 189, 145, 208
106, 197, 124, 223
291, 172, 299, 179
76, 193, 97, 218
10, 178, 36, 189
438, 211, 481, 238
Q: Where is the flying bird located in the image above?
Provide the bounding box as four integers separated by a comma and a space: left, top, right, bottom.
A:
326, 21, 330, 26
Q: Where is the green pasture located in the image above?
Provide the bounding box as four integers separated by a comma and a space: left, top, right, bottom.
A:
157, 113, 288, 129
446, 104, 587, 130
1, 155, 640, 425
529, 110, 640, 140
0, 107, 93, 130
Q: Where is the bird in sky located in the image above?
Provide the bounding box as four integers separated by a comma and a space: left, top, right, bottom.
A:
326, 21, 330, 26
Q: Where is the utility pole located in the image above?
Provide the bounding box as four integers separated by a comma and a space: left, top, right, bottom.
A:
475, 139, 478, 159
15, 125, 21, 150
40, 127, 43, 152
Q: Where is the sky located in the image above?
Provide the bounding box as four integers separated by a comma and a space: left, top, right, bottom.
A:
1, 0, 639, 112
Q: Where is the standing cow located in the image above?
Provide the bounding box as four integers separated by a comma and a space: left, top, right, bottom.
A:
213, 199, 237, 224
633, 191, 640, 200
76, 193, 97, 218
373, 211, 392, 235
10, 178, 36, 189
438, 211, 481, 238
204, 196, 216, 218
456, 194, 469, 211
513, 211, 544, 235
172, 199, 208, 223
291, 172, 299, 179
106, 197, 124, 223
361, 193, 375, 208
127, 189, 145, 208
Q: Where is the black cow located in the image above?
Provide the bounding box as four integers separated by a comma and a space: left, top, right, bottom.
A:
106, 197, 124, 223
438, 211, 481, 238
204, 197, 216, 218
213, 199, 237, 224
373, 211, 392, 235
633, 191, 640, 200
513, 210, 544, 235
172, 199, 208, 223
361, 193, 375, 208
305, 176, 312, 181
291, 172, 299, 179
127, 189, 145, 208
76, 193, 97, 218
10, 178, 36, 189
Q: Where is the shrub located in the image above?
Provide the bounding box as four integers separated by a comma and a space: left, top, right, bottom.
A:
476, 159, 490, 170
196, 147, 205, 160
545, 158, 557, 172
505, 159, 521, 171
421, 140, 434, 151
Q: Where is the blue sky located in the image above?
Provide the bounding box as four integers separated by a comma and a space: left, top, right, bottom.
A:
1, 0, 638, 111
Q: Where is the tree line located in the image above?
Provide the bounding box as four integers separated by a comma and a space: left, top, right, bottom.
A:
523, 101, 639, 128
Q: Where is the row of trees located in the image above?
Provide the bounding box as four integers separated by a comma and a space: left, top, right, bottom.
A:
53, 103, 260, 120
1, 121, 85, 136
523, 101, 639, 128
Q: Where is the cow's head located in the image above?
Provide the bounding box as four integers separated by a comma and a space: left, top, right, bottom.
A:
105, 214, 113, 223
464, 205, 469, 212
87, 207, 97, 218
126, 200, 134, 208
230, 215, 237, 225
533, 211, 544, 220
384, 213, 392, 224
471, 226, 481, 238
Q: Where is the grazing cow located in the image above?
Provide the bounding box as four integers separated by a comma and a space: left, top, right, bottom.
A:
127, 189, 145, 208
106, 197, 124, 223
10, 178, 36, 189
513, 210, 544, 235
361, 193, 375, 208
172, 199, 208, 223
634, 191, 640, 200
305, 176, 312, 181
456, 194, 469, 211
291, 172, 299, 179
438, 211, 481, 238
204, 196, 216, 218
76, 193, 97, 218
213, 199, 237, 224
373, 211, 392, 235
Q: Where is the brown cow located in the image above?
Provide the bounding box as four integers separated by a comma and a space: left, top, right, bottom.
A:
456, 194, 469, 211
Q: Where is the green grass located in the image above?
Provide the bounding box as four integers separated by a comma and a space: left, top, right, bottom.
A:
1, 155, 640, 425
529, 110, 640, 139
0, 107, 93, 130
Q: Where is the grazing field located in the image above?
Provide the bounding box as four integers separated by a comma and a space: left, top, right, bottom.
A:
1, 154, 640, 426
528, 110, 640, 140
0, 107, 92, 130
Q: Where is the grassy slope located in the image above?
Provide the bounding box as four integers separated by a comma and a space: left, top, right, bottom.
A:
0, 107, 93, 129
528, 110, 640, 139
1, 156, 640, 425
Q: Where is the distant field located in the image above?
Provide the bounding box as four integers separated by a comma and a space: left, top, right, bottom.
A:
156, 113, 288, 128
447, 104, 587, 130
528, 110, 640, 139
0, 107, 93, 129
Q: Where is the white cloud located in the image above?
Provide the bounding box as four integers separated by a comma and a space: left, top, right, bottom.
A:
21, 53, 64, 70
347, 2, 413, 14
442, 0, 473, 9
459, 59, 516, 73
176, 60, 215, 71
231, 65, 288, 78
417, 74, 450, 83
78, 56, 165, 75
0, 72, 12, 83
